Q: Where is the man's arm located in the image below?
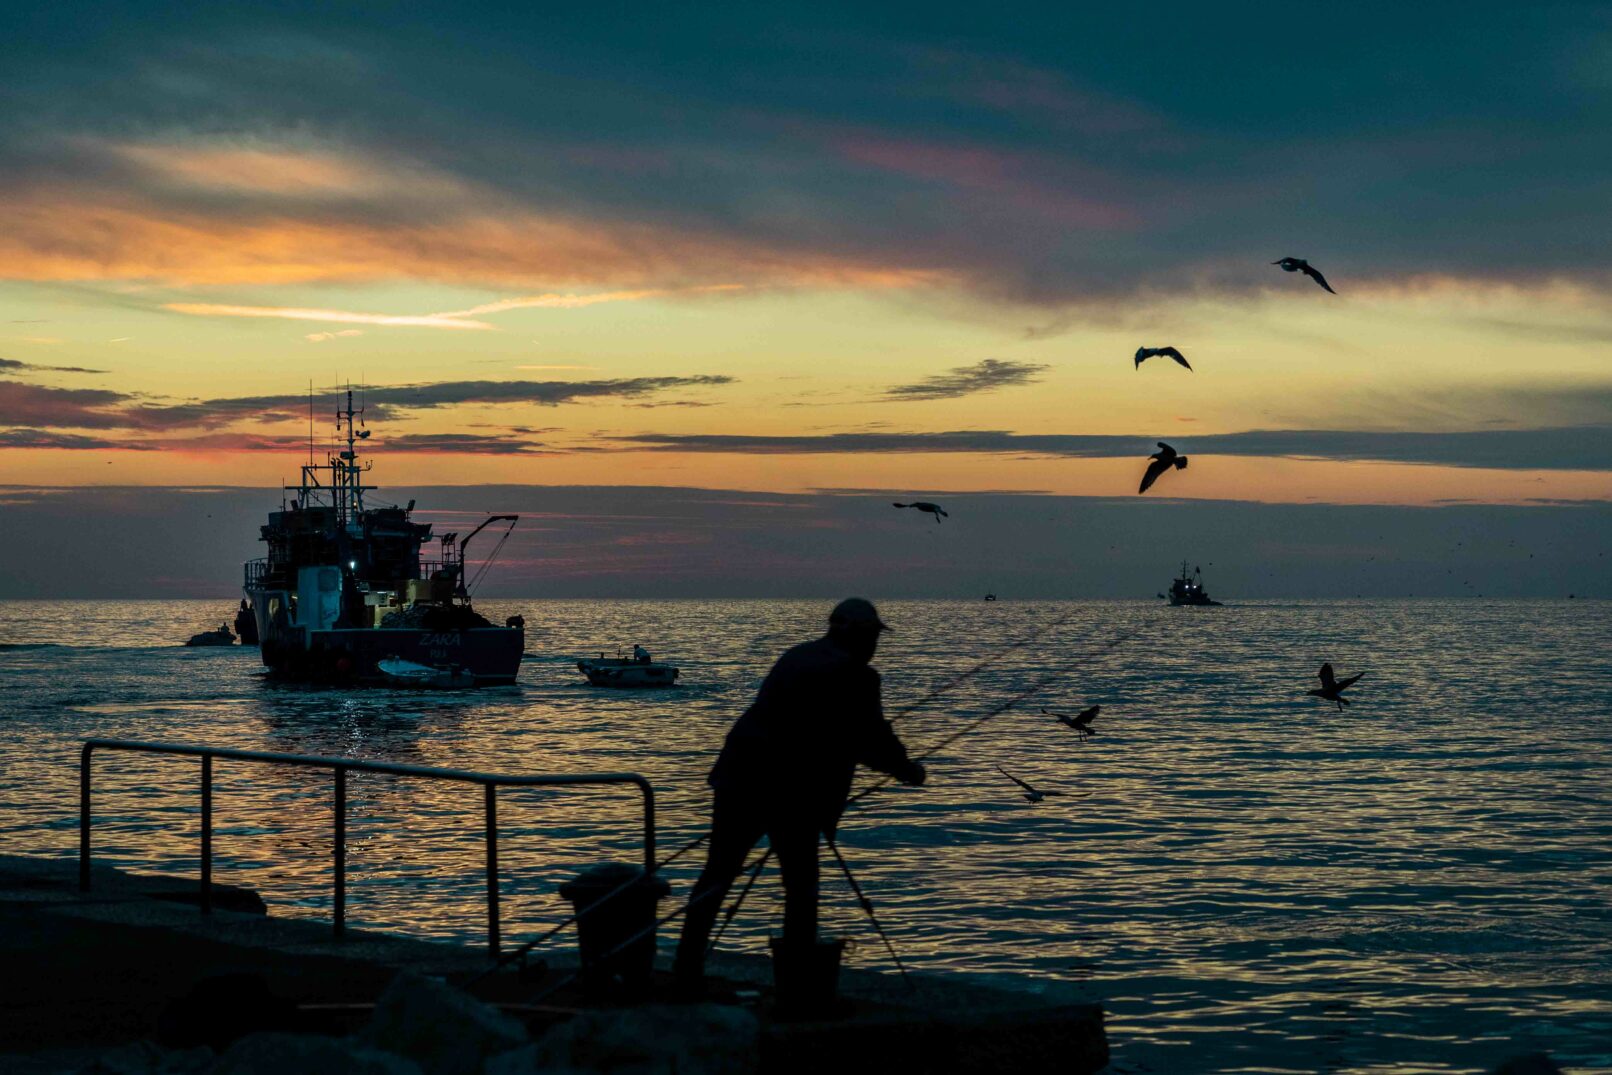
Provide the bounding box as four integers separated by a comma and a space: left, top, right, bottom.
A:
853, 670, 926, 785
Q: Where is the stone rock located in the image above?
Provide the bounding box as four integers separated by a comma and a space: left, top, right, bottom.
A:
357, 972, 528, 1075
73, 1041, 213, 1074
1491, 1055, 1565, 1075
497, 1003, 759, 1075
210, 1032, 421, 1075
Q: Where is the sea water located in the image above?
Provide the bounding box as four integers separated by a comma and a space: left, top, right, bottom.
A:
1, 598, 1608, 1074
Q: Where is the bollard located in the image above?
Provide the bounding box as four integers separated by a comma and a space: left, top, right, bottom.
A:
558, 862, 670, 993
768, 936, 847, 1018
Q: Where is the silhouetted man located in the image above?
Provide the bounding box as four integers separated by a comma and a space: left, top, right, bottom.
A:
673, 597, 926, 980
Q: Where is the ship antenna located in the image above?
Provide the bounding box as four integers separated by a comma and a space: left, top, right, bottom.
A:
307, 380, 314, 470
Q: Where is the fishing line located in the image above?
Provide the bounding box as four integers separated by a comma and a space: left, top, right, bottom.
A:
476, 612, 1119, 985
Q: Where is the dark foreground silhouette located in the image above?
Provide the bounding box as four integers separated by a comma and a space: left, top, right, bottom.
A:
673, 597, 926, 980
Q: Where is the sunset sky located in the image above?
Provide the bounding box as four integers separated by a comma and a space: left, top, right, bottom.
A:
2, 5, 1609, 595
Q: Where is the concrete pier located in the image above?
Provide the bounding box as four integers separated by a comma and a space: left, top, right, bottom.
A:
0, 854, 1108, 1073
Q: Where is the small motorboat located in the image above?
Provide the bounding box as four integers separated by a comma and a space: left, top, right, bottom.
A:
378, 656, 477, 689
578, 646, 680, 688
185, 624, 236, 647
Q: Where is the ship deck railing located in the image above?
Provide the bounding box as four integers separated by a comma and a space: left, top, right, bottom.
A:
242, 558, 460, 588
78, 738, 655, 958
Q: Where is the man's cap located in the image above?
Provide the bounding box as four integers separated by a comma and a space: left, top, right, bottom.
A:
829, 597, 889, 632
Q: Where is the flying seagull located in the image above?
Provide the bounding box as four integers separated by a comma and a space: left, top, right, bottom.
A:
996, 765, 1061, 803
1308, 662, 1363, 710
1272, 257, 1336, 294
1134, 346, 1192, 371
893, 501, 948, 523
1046, 705, 1100, 740
1138, 442, 1188, 494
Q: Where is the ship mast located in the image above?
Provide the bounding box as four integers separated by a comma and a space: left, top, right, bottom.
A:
289, 387, 373, 534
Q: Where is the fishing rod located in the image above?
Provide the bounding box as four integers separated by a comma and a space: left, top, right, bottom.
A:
508, 623, 1138, 1003
698, 624, 1140, 974
826, 837, 911, 989
473, 610, 1112, 985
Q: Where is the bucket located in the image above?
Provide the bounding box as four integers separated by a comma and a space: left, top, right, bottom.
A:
768, 936, 845, 1017
558, 862, 670, 993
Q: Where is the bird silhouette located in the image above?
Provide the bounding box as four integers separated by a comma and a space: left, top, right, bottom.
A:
1272, 257, 1336, 294
996, 765, 1062, 803
1134, 346, 1192, 371
893, 501, 948, 522
1307, 662, 1363, 710
1046, 705, 1100, 740
1138, 442, 1188, 494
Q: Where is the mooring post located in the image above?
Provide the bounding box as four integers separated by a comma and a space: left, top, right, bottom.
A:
79, 743, 93, 892
485, 783, 500, 958
200, 754, 213, 914
334, 766, 347, 939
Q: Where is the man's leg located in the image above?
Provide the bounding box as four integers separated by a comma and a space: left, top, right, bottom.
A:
769, 819, 821, 944
673, 790, 764, 977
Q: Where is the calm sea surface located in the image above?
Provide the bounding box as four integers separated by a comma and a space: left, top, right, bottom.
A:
1, 598, 1608, 1074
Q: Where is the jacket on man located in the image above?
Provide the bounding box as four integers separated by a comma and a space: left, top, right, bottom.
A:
709, 636, 913, 832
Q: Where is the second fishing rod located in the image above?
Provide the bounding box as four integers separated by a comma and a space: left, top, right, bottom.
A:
473, 606, 1112, 986
507, 621, 1139, 1000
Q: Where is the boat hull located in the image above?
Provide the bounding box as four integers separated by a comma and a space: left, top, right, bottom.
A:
260, 626, 524, 685
577, 658, 680, 688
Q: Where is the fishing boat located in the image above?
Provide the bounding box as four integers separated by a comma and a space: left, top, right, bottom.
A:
577, 647, 680, 688
185, 624, 236, 647
242, 389, 525, 685
1164, 561, 1222, 606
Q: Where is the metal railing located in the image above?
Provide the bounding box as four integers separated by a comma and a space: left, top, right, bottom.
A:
79, 738, 655, 958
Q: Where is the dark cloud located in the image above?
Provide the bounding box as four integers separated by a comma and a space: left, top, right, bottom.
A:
882, 358, 1048, 401
0, 357, 106, 374
0, 376, 734, 431
0, 428, 145, 449
1, 8, 1609, 301
376, 433, 550, 454
0, 381, 132, 428
612, 426, 1612, 471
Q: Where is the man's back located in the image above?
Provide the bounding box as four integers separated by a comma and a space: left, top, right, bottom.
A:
711, 636, 906, 825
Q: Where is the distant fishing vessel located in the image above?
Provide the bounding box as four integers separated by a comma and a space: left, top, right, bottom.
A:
1162, 561, 1222, 607
577, 646, 680, 688
242, 390, 524, 684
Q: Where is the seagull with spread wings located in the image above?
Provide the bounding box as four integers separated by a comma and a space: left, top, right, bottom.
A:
996, 764, 1063, 803
1138, 442, 1188, 494
1045, 705, 1100, 740
893, 501, 948, 523
1272, 256, 1336, 294
1135, 346, 1192, 371
1307, 662, 1364, 710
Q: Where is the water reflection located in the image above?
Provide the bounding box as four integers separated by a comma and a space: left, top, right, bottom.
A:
2, 598, 1610, 1073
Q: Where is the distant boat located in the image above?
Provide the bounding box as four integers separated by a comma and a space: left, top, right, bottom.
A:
185, 624, 236, 647
377, 656, 476, 689
1164, 561, 1222, 606
578, 649, 680, 688
984, 593, 997, 601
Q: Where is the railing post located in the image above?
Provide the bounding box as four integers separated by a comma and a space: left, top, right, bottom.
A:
639, 779, 656, 875
200, 754, 213, 914
485, 783, 499, 959
79, 743, 93, 892
334, 766, 347, 940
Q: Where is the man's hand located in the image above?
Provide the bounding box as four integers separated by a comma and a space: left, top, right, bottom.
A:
897, 761, 927, 787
